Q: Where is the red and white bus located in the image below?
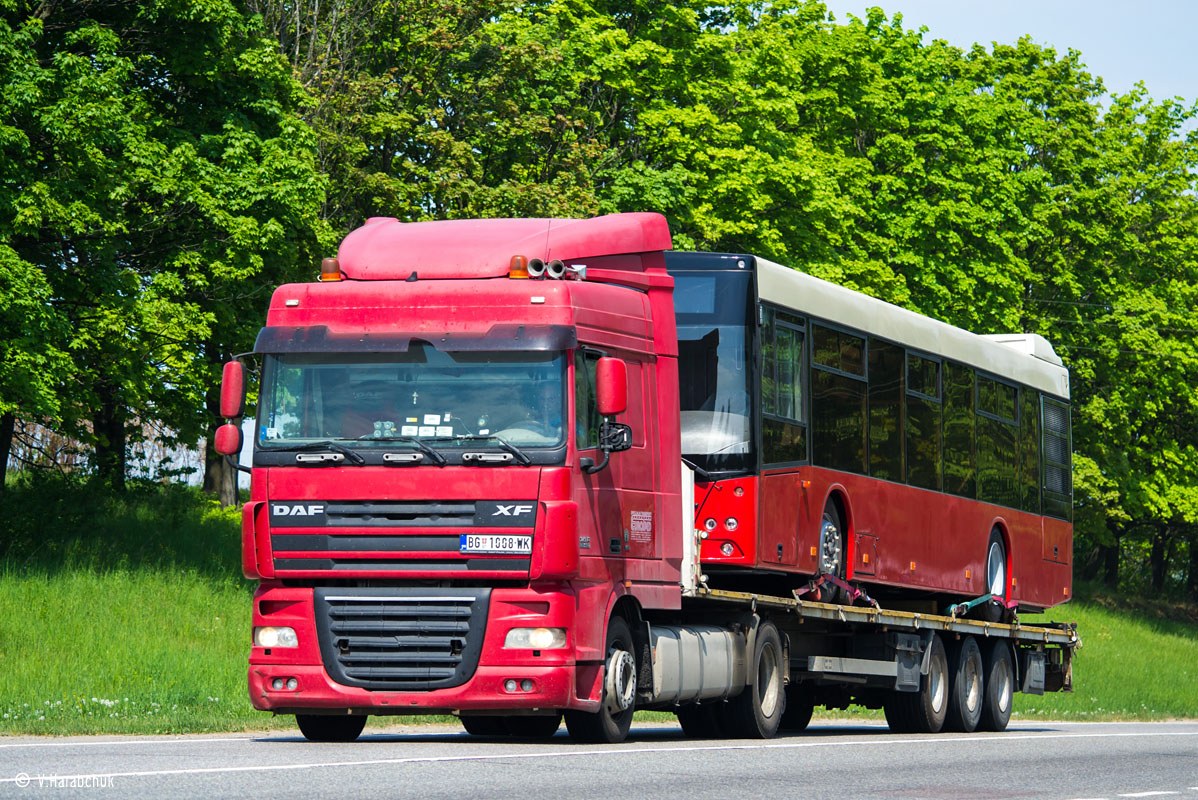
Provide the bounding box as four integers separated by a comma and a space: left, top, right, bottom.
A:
667, 251, 1072, 615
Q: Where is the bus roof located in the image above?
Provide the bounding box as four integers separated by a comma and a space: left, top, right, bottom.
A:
755, 257, 1070, 399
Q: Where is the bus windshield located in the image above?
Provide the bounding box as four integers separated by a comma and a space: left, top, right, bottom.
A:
672, 269, 754, 475
256, 346, 566, 450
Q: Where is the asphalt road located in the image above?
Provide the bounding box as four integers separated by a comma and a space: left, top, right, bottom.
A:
1, 720, 1196, 799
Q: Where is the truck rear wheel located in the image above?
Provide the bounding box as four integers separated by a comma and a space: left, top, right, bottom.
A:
295, 713, 367, 742
978, 641, 1014, 732
723, 620, 785, 739
944, 636, 984, 732
883, 633, 948, 734
565, 616, 636, 743
778, 684, 814, 733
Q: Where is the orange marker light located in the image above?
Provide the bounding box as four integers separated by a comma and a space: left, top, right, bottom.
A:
965, 569, 971, 580
509, 255, 530, 279
319, 257, 343, 281
909, 561, 916, 571
862, 553, 870, 564
810, 546, 817, 557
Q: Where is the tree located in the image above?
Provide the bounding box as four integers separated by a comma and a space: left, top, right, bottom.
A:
0, 1, 330, 496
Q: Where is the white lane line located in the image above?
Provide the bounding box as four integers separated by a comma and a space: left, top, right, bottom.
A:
1, 729, 1196, 785
0, 736, 253, 750
1118, 794, 1179, 798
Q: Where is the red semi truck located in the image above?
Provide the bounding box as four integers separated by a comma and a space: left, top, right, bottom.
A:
216, 212, 1076, 743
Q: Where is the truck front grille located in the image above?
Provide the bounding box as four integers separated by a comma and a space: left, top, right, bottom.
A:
313, 587, 489, 691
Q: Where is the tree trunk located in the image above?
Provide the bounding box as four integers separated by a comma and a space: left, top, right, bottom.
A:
202, 384, 238, 508
1187, 527, 1198, 604
0, 412, 14, 491
92, 385, 126, 491
1145, 524, 1174, 594
1099, 533, 1121, 591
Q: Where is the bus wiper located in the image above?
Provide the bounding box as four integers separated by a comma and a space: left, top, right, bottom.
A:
681, 457, 712, 482
428, 435, 532, 466
356, 435, 447, 466
288, 440, 365, 465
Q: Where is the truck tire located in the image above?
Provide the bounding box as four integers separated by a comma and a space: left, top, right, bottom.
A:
676, 703, 723, 738
722, 620, 785, 739
944, 636, 984, 732
978, 641, 1015, 732
565, 616, 636, 743
883, 633, 948, 734
295, 714, 367, 742
505, 714, 563, 738
778, 684, 814, 733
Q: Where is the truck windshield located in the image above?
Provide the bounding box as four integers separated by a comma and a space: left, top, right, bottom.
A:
256, 346, 566, 450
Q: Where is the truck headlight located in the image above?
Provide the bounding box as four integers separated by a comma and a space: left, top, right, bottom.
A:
255, 626, 298, 648
504, 627, 567, 649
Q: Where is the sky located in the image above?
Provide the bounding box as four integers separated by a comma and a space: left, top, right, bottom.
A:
820, 0, 1198, 111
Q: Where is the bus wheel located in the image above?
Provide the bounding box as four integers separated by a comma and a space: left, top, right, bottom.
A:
505, 714, 563, 738
724, 620, 785, 739
296, 714, 367, 742
816, 503, 846, 604
978, 530, 1008, 623
883, 633, 948, 734
565, 616, 636, 743
944, 636, 984, 732
779, 683, 815, 733
978, 642, 1014, 732
676, 703, 723, 738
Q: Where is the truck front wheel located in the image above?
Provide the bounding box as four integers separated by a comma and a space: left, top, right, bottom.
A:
296, 713, 367, 742
565, 616, 636, 743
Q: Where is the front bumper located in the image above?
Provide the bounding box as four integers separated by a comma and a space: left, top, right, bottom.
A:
248, 583, 599, 714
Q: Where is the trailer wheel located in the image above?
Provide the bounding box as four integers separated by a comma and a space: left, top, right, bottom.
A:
816, 503, 847, 604
779, 684, 814, 733
978, 642, 1014, 732
723, 620, 785, 739
295, 714, 367, 742
883, 633, 948, 734
505, 714, 563, 738
565, 616, 636, 743
676, 703, 723, 738
944, 636, 984, 732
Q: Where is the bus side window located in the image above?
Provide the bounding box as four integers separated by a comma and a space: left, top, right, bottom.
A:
943, 363, 976, 498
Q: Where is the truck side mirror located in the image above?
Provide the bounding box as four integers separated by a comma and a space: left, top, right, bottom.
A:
595, 357, 627, 416
220, 361, 246, 419
214, 422, 243, 456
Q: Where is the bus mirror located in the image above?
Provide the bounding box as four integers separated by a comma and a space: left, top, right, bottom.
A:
220, 361, 246, 418
596, 357, 627, 416
214, 422, 243, 456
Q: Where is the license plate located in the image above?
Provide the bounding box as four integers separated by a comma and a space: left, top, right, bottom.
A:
460, 534, 532, 554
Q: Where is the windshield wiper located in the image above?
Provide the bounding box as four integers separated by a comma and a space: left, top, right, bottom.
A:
356, 435, 447, 466
287, 440, 365, 465
427, 435, 533, 466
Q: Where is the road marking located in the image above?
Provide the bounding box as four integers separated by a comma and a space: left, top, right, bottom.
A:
0, 736, 253, 750
1118, 794, 1179, 798
1, 729, 1195, 785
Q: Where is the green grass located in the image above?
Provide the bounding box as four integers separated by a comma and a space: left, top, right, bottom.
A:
0, 477, 1194, 735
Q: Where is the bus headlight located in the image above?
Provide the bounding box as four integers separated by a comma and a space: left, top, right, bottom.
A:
254, 626, 298, 648
504, 627, 567, 649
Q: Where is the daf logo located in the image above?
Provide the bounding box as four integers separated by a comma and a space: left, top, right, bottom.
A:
492, 504, 533, 516
273, 504, 325, 517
